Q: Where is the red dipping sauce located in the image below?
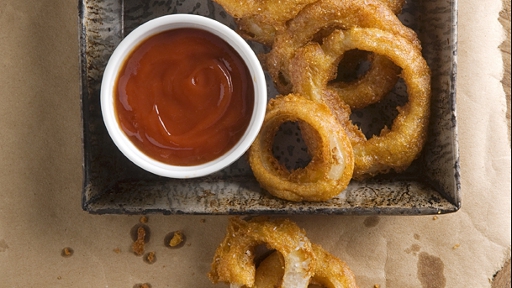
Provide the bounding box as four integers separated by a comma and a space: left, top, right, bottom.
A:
114, 28, 254, 166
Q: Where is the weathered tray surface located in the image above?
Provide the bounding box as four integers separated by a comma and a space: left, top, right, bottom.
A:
79, 0, 460, 215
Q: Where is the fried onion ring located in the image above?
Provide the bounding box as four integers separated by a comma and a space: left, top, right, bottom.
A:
213, 0, 319, 46
328, 53, 402, 109
208, 217, 315, 288
289, 28, 431, 179
384, 0, 406, 14
254, 244, 358, 288
248, 94, 354, 202
264, 0, 420, 94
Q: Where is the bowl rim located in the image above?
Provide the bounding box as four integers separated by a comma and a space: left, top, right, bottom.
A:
100, 14, 267, 179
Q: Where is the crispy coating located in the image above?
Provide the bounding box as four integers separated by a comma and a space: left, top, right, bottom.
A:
208, 217, 316, 288
213, 0, 319, 45
264, 0, 420, 94
254, 244, 358, 288
132, 226, 146, 256
248, 94, 354, 202
328, 53, 401, 109
383, 0, 406, 14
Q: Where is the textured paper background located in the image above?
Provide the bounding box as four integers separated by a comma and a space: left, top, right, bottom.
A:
0, 0, 510, 287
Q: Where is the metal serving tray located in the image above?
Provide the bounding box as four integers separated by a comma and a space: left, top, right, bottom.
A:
79, 0, 460, 215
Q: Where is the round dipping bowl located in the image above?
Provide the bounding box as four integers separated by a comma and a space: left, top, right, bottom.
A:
101, 14, 267, 179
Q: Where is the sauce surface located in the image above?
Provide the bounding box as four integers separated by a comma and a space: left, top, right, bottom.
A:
115, 28, 254, 166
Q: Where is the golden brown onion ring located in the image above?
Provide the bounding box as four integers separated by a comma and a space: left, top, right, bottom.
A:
213, 0, 319, 46
289, 44, 402, 110
328, 53, 402, 109
289, 28, 431, 179
208, 217, 315, 288
324, 0, 405, 109
248, 94, 354, 202
254, 244, 358, 288
264, 0, 420, 94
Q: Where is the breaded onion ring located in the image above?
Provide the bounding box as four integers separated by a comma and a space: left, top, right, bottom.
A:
289, 28, 431, 179
264, 0, 420, 94
248, 94, 354, 202
254, 244, 358, 288
289, 42, 402, 110
313, 0, 404, 109
208, 217, 315, 288
328, 53, 402, 109
213, 0, 319, 46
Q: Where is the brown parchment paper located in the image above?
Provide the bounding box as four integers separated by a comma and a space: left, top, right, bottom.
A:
0, 0, 510, 287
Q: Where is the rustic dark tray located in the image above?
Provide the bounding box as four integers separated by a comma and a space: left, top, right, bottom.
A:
79, 0, 460, 215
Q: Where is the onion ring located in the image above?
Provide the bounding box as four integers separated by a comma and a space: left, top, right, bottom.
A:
208, 217, 315, 288
328, 53, 402, 109
248, 94, 354, 202
263, 0, 420, 94
254, 244, 358, 288
213, 0, 319, 46
289, 28, 431, 179
289, 41, 402, 110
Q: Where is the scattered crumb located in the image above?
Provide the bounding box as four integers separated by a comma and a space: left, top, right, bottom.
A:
133, 226, 146, 256
145, 252, 156, 264
437, 210, 442, 214
452, 243, 460, 250
374, 285, 380, 288
169, 231, 184, 247
200, 218, 206, 223
135, 284, 151, 288
61, 247, 74, 257
139, 216, 148, 224
57, 276, 62, 280
433, 216, 438, 220
113, 247, 121, 254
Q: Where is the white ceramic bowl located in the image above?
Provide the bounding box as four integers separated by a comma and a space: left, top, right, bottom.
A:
101, 14, 267, 179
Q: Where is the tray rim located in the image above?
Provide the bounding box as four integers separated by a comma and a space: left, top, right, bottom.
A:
78, 0, 461, 216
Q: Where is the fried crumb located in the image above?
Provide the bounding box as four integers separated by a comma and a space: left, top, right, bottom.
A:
61, 247, 74, 257
57, 276, 62, 280
113, 247, 121, 254
374, 284, 380, 288
139, 216, 148, 224
145, 251, 156, 264
135, 284, 151, 288
452, 243, 460, 250
432, 216, 438, 220
169, 231, 184, 247
133, 226, 146, 256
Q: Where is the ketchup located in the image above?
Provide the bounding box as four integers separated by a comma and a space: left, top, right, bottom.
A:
115, 28, 254, 166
